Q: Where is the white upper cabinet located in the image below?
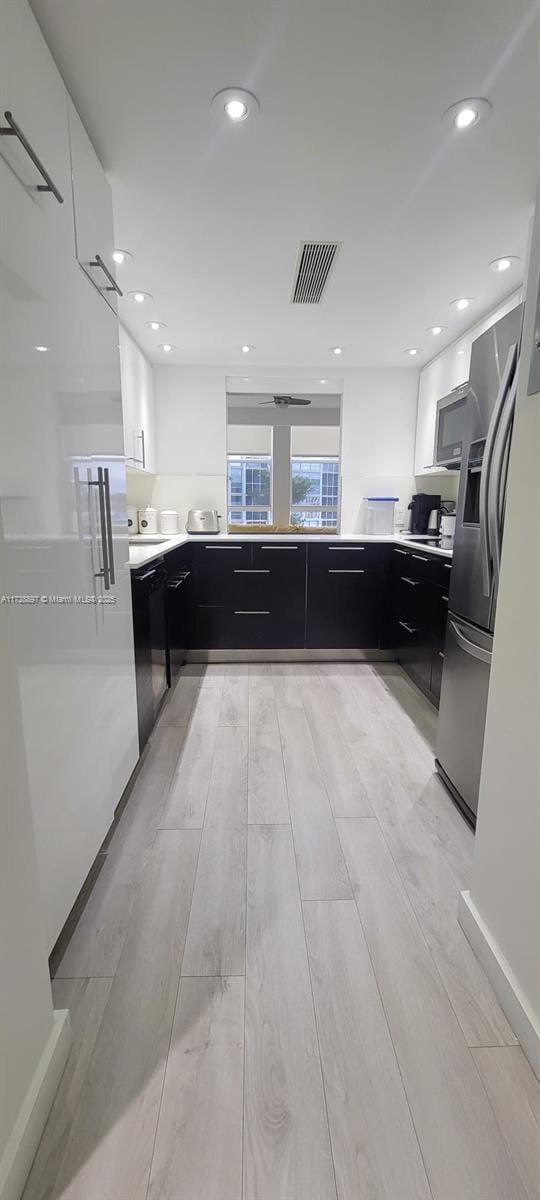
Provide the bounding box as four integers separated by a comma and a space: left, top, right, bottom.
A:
67, 95, 121, 313
119, 325, 157, 473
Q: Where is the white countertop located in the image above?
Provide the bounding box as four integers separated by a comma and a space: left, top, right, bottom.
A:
129, 532, 453, 570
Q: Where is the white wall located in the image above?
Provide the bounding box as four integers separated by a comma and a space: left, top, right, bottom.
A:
462, 204, 539, 1073
150, 364, 418, 532
415, 289, 523, 475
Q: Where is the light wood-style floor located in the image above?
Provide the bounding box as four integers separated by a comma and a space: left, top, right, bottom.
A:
25, 662, 539, 1200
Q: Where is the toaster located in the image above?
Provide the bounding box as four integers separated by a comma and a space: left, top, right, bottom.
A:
186, 509, 221, 534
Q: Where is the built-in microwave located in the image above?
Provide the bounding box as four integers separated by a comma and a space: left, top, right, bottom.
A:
434, 382, 469, 468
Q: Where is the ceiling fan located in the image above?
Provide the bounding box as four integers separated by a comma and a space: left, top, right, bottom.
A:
259, 394, 312, 407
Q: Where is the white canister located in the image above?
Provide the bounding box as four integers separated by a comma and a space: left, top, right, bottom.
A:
127, 506, 138, 532
160, 509, 179, 535
138, 506, 158, 535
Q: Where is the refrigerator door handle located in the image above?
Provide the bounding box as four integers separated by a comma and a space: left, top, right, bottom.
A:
479, 343, 517, 598
102, 466, 115, 586
449, 620, 492, 665
489, 372, 518, 592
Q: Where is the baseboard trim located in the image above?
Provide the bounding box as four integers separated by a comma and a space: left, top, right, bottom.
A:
187, 648, 396, 663
458, 890, 540, 1079
0, 1009, 71, 1200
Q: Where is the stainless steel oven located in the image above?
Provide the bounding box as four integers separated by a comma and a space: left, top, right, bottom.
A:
434, 382, 469, 468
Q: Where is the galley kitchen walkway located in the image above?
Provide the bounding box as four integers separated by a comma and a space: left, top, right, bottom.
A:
24, 663, 539, 1200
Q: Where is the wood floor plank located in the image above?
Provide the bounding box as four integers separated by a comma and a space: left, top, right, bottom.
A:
271, 670, 304, 710
203, 725, 248, 829
53, 847, 145, 979
244, 825, 336, 1200
278, 706, 351, 900
22, 979, 112, 1200
52, 829, 200, 1200
317, 675, 373, 747
299, 680, 373, 818
350, 743, 516, 1048
159, 688, 222, 828
158, 676, 201, 726
303, 899, 431, 1200
337, 817, 526, 1200
147, 976, 244, 1200
472, 1046, 540, 1200
107, 726, 184, 857
248, 684, 290, 824
181, 826, 247, 977
219, 672, 249, 726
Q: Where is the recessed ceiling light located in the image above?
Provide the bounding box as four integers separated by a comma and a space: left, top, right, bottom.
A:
159, 343, 177, 353
428, 325, 445, 336
490, 256, 519, 274
34, 344, 49, 352
451, 297, 475, 312
211, 87, 260, 122
146, 320, 167, 331
112, 249, 133, 265
330, 346, 343, 355
444, 98, 491, 130
241, 344, 254, 353
405, 347, 422, 357
129, 290, 152, 303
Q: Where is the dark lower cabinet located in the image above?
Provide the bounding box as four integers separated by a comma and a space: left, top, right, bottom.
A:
306, 566, 380, 648
131, 559, 168, 750
387, 545, 451, 706
191, 541, 306, 649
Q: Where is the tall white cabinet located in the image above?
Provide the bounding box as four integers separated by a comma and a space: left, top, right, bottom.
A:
0, 0, 139, 950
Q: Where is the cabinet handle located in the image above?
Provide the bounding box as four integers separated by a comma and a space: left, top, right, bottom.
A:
438, 651, 445, 659
412, 553, 429, 562
0, 110, 64, 203
328, 569, 365, 574
401, 576, 419, 587
442, 594, 449, 602
233, 569, 270, 574
393, 548, 408, 556
102, 466, 115, 586
139, 429, 146, 469
444, 562, 452, 569
398, 620, 417, 634
136, 567, 158, 581
95, 470, 110, 590
87, 253, 123, 296
260, 545, 298, 551
204, 545, 242, 550
328, 545, 364, 551
234, 610, 270, 615
167, 577, 189, 590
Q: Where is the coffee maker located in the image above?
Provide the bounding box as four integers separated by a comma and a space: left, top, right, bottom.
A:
407, 492, 441, 535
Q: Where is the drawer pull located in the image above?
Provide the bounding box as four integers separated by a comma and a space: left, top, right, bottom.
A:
260, 545, 298, 551
233, 569, 270, 574
234, 610, 270, 615
438, 651, 445, 659
393, 548, 408, 556
328, 545, 364, 551
442, 594, 449, 602
412, 553, 429, 562
401, 576, 419, 587
204, 545, 243, 550
328, 569, 365, 574
398, 620, 417, 634
444, 562, 452, 569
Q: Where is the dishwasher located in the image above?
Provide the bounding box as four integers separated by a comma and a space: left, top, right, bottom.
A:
131, 559, 169, 750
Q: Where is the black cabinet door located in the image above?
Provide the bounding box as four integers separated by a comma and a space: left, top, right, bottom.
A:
306, 566, 380, 648
193, 605, 304, 650
395, 616, 433, 692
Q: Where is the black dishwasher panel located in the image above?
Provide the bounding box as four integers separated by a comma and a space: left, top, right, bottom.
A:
131, 560, 168, 751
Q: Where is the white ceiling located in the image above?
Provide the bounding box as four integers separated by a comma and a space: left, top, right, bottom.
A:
31, 0, 540, 368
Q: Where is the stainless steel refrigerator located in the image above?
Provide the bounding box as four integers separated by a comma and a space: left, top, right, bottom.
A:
436, 303, 524, 824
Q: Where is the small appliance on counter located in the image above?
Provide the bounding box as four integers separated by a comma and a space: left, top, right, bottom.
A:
440, 512, 456, 540
127, 505, 138, 533
407, 492, 441, 535
186, 508, 221, 534
159, 509, 179, 535
138, 506, 158, 534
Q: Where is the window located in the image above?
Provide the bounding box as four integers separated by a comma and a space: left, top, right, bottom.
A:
227, 454, 272, 525
290, 457, 339, 528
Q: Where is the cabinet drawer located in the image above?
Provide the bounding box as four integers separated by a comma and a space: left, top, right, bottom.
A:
193, 605, 304, 650
392, 573, 431, 625
192, 542, 251, 565
252, 542, 306, 569
308, 542, 384, 569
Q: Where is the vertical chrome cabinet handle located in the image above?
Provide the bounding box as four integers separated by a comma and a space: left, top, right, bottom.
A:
0, 110, 64, 202
102, 467, 115, 585
479, 343, 517, 598
96, 468, 111, 590
87, 253, 123, 296
138, 429, 146, 469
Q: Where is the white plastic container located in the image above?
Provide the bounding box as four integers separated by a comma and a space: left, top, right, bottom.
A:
364, 496, 398, 535
159, 509, 179, 535
138, 506, 158, 535
127, 506, 138, 532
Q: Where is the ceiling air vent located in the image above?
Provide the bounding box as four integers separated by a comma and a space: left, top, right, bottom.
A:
291, 240, 341, 304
